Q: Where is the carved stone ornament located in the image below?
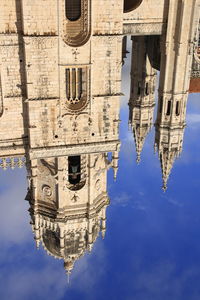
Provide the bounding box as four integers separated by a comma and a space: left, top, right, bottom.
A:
71, 193, 79, 203
42, 185, 52, 198
62, 0, 91, 47
95, 179, 101, 191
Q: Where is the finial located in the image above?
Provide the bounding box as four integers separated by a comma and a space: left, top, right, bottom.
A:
88, 243, 93, 252
154, 143, 157, 154
162, 181, 167, 192
128, 120, 132, 131
64, 260, 74, 283
34, 238, 40, 250
67, 270, 71, 285
114, 173, 117, 182
113, 166, 118, 181
101, 230, 106, 239
136, 153, 141, 165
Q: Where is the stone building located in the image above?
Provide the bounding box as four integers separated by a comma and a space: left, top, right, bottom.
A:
127, 0, 200, 189
0, 0, 200, 275
0, 0, 123, 275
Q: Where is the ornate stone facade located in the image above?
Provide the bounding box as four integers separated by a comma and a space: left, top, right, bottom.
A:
0, 0, 199, 277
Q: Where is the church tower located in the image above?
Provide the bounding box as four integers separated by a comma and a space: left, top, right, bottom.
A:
129, 36, 157, 163
189, 18, 200, 93
26, 150, 115, 277
155, 0, 199, 190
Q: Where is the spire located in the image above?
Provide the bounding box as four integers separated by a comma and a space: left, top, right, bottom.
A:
133, 124, 150, 164
64, 259, 74, 283
159, 148, 178, 191
67, 271, 71, 285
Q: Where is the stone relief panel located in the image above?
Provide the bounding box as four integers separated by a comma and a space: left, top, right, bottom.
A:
37, 158, 57, 207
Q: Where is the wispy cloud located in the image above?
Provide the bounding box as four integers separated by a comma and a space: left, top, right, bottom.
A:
0, 169, 30, 245
113, 192, 132, 206
187, 113, 200, 124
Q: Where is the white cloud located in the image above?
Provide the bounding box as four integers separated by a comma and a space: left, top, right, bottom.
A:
0, 169, 30, 245
187, 113, 200, 124
0, 237, 107, 300
113, 192, 132, 206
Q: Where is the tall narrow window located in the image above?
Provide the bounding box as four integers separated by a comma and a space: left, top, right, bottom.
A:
65, 0, 81, 21
166, 100, 171, 116
159, 97, 163, 113
66, 68, 83, 102
137, 83, 141, 95
68, 156, 81, 185
145, 83, 149, 95
175, 101, 180, 116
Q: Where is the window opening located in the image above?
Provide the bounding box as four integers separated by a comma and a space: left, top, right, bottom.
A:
68, 156, 81, 185
166, 100, 171, 116
175, 101, 180, 116
65, 0, 81, 21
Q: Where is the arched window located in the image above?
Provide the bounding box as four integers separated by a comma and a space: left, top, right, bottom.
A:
65, 0, 81, 21
166, 100, 171, 116
66, 68, 83, 101
68, 156, 81, 185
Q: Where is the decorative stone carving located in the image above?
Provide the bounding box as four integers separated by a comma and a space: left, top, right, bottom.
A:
42, 185, 53, 198
62, 0, 91, 47
95, 179, 101, 191
71, 193, 79, 203
0, 156, 26, 170
30, 141, 120, 159
123, 22, 164, 36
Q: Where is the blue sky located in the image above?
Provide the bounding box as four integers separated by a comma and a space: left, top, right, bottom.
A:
0, 42, 200, 299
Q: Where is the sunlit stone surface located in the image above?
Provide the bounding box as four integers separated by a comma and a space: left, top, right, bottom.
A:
0, 0, 199, 281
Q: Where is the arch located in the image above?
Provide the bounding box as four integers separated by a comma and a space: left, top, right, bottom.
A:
67, 155, 86, 191
124, 0, 143, 13
65, 67, 89, 112
65, 0, 81, 21
63, 0, 91, 47
68, 156, 81, 185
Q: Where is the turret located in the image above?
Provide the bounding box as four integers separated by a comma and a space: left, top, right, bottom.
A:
112, 150, 119, 181
129, 36, 156, 163
154, 0, 198, 190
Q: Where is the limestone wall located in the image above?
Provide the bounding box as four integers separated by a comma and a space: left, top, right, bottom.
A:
22, 0, 57, 36
93, 0, 123, 35
123, 0, 167, 24
0, 0, 18, 34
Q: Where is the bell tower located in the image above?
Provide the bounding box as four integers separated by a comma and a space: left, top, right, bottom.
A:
129, 36, 157, 163
155, 0, 199, 190
26, 149, 119, 276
